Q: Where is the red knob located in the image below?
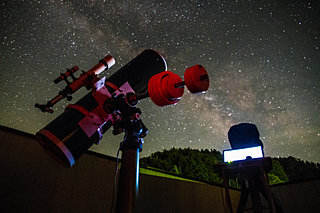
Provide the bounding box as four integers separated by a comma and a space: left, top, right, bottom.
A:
148, 71, 184, 106
184, 65, 209, 93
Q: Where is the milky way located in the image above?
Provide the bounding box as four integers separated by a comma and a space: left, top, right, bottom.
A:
1, 1, 319, 162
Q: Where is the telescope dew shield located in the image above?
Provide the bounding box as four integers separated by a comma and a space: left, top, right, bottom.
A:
36, 49, 167, 167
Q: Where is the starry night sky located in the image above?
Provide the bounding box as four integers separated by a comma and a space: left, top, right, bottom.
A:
1, 1, 319, 163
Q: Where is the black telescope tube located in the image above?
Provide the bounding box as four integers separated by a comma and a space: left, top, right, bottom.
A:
106, 49, 167, 94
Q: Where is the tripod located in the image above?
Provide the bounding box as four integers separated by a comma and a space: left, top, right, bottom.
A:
115, 136, 143, 213
106, 93, 147, 213
220, 157, 276, 213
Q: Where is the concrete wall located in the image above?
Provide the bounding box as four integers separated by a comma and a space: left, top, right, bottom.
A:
271, 179, 320, 213
1, 125, 320, 213
138, 174, 239, 213
0, 126, 240, 213
0, 127, 116, 212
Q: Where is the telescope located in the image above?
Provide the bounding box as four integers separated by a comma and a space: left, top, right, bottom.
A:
220, 123, 278, 213
35, 49, 209, 167
35, 49, 209, 213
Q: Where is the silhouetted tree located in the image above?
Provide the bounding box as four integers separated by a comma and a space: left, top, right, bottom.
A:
276, 156, 320, 182
140, 148, 320, 185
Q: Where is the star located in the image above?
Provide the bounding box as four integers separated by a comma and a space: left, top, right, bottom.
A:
0, 0, 319, 163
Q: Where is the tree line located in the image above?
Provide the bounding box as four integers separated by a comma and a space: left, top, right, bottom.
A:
140, 148, 320, 186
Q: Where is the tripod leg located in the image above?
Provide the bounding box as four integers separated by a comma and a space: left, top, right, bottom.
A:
261, 172, 277, 213
221, 168, 234, 213
116, 148, 140, 213
237, 180, 250, 213
250, 180, 262, 213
